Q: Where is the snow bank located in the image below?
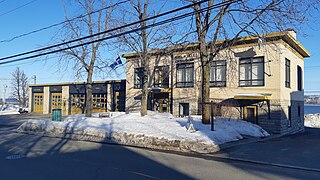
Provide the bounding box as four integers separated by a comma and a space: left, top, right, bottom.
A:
18, 111, 269, 153
304, 114, 320, 128
0, 104, 20, 115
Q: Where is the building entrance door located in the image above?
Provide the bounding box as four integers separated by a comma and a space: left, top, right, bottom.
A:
152, 93, 169, 113
51, 93, 67, 115
33, 93, 43, 113
71, 94, 85, 114
92, 93, 107, 113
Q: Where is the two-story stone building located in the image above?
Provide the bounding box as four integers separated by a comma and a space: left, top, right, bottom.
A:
123, 30, 310, 134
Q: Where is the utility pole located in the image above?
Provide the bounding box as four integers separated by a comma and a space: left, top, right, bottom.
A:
31, 75, 36, 84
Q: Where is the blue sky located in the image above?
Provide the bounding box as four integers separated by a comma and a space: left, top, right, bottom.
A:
0, 0, 319, 96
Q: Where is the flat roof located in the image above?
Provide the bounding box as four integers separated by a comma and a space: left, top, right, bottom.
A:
122, 31, 310, 59
29, 79, 125, 87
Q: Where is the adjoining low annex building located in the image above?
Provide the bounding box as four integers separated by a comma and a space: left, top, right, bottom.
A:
29, 80, 126, 116
123, 30, 310, 134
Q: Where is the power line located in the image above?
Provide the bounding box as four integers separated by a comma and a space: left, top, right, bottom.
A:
0, 55, 59, 68
0, 0, 238, 66
0, 0, 226, 62
0, 0, 235, 65
0, 0, 130, 43
0, 0, 6, 5
0, 0, 37, 17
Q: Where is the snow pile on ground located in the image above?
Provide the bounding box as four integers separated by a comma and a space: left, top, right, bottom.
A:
18, 111, 269, 153
0, 104, 20, 115
304, 114, 320, 128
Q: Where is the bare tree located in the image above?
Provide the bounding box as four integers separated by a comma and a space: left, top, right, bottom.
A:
183, 0, 319, 124
56, 0, 116, 117
115, 0, 174, 116
11, 67, 28, 107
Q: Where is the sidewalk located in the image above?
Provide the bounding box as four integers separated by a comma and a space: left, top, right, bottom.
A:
209, 127, 320, 172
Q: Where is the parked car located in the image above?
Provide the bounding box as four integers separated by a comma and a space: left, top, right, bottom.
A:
19, 108, 28, 113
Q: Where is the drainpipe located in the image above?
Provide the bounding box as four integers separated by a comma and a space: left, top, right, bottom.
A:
170, 53, 174, 115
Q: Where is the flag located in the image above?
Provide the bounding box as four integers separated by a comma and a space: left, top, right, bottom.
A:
109, 56, 122, 69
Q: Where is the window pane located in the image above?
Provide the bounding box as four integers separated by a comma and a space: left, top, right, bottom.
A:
221, 66, 226, 81
240, 64, 251, 80
210, 60, 226, 87
297, 66, 302, 91
186, 67, 192, 82
240, 59, 251, 64
252, 57, 263, 63
210, 66, 215, 81
134, 68, 144, 88
252, 63, 263, 80
239, 57, 264, 86
216, 66, 223, 81
177, 63, 194, 87
177, 68, 183, 82
285, 59, 290, 88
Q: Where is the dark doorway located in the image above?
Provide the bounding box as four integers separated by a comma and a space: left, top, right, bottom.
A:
179, 103, 189, 117
152, 93, 170, 113
244, 106, 257, 124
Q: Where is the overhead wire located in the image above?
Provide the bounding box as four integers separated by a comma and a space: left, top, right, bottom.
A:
0, 0, 212, 62
0, 0, 130, 43
0, 55, 60, 68
0, 0, 37, 17
0, 0, 239, 66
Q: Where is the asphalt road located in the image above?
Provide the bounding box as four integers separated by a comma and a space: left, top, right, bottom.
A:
0, 113, 51, 131
0, 114, 320, 179
213, 127, 320, 172
1, 132, 320, 180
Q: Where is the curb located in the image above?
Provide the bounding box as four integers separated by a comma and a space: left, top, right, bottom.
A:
16, 130, 221, 154
0, 129, 17, 134
218, 134, 282, 150
15, 130, 320, 173
218, 129, 305, 150
206, 154, 320, 173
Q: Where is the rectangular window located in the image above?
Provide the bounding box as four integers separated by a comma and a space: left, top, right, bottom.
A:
288, 106, 292, 127
154, 66, 169, 88
210, 60, 226, 87
134, 68, 145, 89
176, 63, 194, 88
298, 105, 302, 123
285, 59, 290, 88
239, 57, 264, 86
297, 65, 302, 91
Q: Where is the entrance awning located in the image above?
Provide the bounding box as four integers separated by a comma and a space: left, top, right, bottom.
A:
235, 93, 272, 120
234, 93, 271, 100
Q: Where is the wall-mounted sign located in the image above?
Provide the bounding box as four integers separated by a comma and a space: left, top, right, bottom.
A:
32, 87, 44, 93
50, 86, 62, 92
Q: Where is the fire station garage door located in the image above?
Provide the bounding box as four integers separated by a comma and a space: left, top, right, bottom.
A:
33, 93, 44, 113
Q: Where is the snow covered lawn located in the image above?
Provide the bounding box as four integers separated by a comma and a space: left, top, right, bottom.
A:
304, 114, 320, 128
0, 104, 20, 115
18, 111, 269, 153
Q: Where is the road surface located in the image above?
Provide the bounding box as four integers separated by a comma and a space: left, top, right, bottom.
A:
0, 114, 319, 179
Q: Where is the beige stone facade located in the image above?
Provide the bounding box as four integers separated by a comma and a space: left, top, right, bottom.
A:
124, 30, 310, 134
